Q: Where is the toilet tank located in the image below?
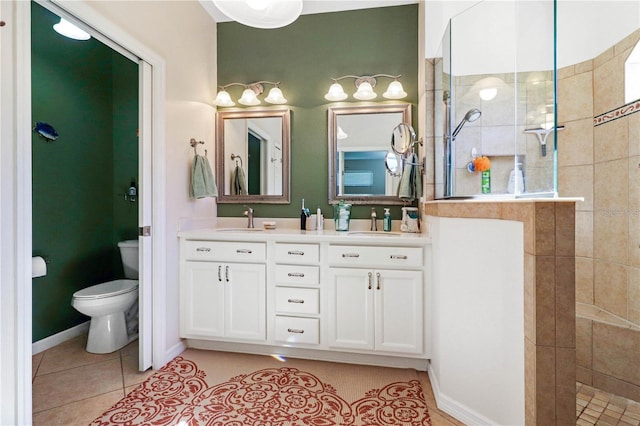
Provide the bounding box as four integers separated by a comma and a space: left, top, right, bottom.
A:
118, 239, 139, 279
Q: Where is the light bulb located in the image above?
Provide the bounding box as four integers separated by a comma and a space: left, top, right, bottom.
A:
353, 81, 377, 100
214, 89, 235, 107
53, 18, 91, 41
264, 87, 287, 104
238, 88, 260, 106
325, 82, 348, 101
479, 87, 497, 101
382, 80, 407, 99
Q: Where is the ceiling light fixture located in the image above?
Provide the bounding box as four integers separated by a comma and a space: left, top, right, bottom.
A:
324, 74, 407, 102
212, 0, 303, 29
53, 18, 91, 41
214, 81, 288, 107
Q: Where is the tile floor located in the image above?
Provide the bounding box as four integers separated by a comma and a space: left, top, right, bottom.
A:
576, 382, 640, 426
32, 335, 640, 425
31, 335, 155, 425
31, 334, 463, 426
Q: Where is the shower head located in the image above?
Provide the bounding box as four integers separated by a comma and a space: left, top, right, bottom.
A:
451, 108, 481, 139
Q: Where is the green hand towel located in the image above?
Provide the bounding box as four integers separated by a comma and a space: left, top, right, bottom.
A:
231, 165, 248, 195
190, 154, 218, 199
398, 153, 422, 202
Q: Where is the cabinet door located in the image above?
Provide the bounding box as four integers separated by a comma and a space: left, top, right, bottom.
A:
375, 269, 423, 354
225, 263, 266, 341
181, 261, 225, 338
328, 268, 374, 351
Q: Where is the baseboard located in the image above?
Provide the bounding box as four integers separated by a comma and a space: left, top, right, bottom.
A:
185, 339, 430, 371
427, 361, 495, 426
32, 321, 90, 355
164, 340, 187, 367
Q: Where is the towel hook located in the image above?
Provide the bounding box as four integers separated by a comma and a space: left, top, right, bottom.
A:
189, 138, 207, 156
230, 153, 243, 168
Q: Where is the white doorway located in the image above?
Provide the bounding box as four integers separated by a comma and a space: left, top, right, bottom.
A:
34, 0, 154, 373
1, 1, 167, 423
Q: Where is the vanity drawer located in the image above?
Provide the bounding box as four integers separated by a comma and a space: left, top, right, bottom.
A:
275, 287, 319, 315
275, 316, 320, 345
275, 264, 319, 285
327, 245, 423, 268
275, 243, 320, 264
183, 240, 266, 262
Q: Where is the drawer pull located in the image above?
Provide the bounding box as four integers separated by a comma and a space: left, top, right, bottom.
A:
367, 272, 372, 290
196, 247, 211, 252
376, 272, 381, 290
287, 272, 305, 278
287, 328, 305, 334
217, 265, 222, 282
236, 248, 253, 254
225, 265, 229, 282
342, 253, 360, 258
287, 250, 305, 256
287, 298, 305, 304
390, 254, 408, 260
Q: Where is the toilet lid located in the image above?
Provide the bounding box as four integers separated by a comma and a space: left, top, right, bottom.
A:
73, 279, 138, 299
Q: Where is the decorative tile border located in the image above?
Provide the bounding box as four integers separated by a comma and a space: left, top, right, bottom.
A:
594, 100, 640, 126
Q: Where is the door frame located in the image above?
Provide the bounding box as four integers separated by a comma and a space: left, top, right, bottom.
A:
6, 0, 167, 422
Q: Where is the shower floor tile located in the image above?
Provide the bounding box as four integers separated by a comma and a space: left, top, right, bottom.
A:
577, 382, 640, 425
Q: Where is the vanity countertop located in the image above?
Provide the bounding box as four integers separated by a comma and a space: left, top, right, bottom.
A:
178, 227, 430, 245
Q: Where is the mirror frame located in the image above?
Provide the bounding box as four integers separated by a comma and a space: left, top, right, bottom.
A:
328, 103, 412, 205
215, 108, 291, 204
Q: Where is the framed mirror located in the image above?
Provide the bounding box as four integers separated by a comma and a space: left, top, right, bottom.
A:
216, 108, 290, 204
328, 104, 411, 205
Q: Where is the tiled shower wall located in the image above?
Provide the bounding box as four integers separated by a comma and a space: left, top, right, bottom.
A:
558, 28, 640, 402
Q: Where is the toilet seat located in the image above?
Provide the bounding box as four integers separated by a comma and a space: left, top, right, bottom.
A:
73, 279, 138, 300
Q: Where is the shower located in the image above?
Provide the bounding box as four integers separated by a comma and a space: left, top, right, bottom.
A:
452, 108, 482, 139
444, 104, 482, 197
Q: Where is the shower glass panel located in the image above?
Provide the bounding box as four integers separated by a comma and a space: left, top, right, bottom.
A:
436, 0, 557, 199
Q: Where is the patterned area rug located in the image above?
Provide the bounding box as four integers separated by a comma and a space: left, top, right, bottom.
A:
91, 354, 431, 425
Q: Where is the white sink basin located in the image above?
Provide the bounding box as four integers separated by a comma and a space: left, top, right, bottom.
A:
215, 228, 265, 232
348, 231, 401, 236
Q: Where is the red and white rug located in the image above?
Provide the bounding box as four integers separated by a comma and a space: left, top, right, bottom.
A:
91, 352, 431, 425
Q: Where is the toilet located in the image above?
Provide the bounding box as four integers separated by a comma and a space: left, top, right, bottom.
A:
72, 240, 139, 354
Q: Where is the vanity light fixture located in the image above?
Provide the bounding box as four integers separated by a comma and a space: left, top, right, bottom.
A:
214, 81, 288, 107
324, 74, 407, 102
53, 18, 91, 41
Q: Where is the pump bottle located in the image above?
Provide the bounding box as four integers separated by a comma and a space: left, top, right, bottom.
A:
383, 208, 392, 232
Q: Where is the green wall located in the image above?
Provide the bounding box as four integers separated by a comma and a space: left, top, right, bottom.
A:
31, 2, 138, 342
217, 5, 419, 219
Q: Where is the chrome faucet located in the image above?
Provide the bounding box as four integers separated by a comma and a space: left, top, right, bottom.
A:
243, 206, 254, 228
370, 208, 377, 231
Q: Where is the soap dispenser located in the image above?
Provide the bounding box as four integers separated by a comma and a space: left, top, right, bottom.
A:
507, 163, 525, 194
126, 179, 137, 203
300, 198, 310, 230
383, 208, 392, 232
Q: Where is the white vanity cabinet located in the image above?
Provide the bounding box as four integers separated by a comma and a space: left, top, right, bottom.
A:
327, 245, 424, 355
180, 240, 266, 342
178, 228, 429, 370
